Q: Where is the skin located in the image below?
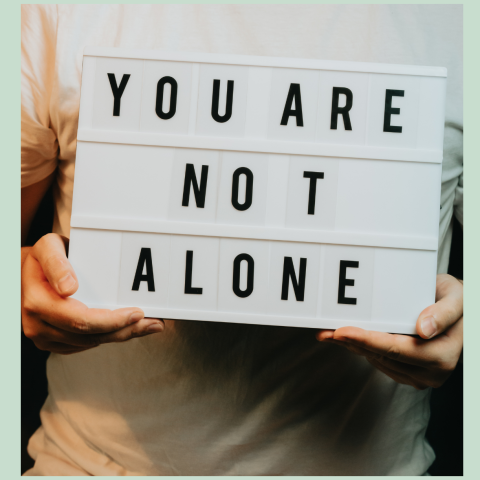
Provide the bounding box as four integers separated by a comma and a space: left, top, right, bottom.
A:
317, 274, 463, 389
22, 175, 463, 387
21, 173, 165, 354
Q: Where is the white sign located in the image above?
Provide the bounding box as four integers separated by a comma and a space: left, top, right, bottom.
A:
69, 47, 446, 334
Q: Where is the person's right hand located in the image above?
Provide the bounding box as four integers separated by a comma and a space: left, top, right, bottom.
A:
21, 233, 165, 354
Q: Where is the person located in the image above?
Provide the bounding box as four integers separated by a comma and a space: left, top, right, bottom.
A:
21, 4, 463, 475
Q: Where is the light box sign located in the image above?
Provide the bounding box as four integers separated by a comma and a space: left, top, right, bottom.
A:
69, 47, 446, 334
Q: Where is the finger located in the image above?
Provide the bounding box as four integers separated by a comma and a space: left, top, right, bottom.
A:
95, 318, 165, 344
38, 318, 164, 347
320, 337, 424, 380
25, 276, 146, 334
316, 329, 335, 341
324, 326, 429, 367
30, 234, 78, 297
367, 358, 426, 390
416, 274, 463, 339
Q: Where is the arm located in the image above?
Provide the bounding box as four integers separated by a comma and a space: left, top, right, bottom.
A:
21, 177, 165, 354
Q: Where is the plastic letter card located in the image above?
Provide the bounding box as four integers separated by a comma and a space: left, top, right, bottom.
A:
69, 48, 447, 334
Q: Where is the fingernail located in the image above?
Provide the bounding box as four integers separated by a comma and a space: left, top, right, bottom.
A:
421, 316, 437, 338
147, 323, 164, 333
57, 273, 76, 293
129, 312, 144, 324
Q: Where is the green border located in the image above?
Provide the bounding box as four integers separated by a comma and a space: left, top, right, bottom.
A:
9, 1, 474, 479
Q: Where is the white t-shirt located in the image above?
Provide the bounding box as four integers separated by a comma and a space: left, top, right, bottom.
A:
22, 4, 463, 476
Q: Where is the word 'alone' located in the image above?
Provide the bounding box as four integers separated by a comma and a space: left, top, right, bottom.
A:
132, 248, 360, 305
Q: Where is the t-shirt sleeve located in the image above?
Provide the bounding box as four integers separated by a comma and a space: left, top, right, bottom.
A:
454, 169, 463, 227
21, 4, 59, 188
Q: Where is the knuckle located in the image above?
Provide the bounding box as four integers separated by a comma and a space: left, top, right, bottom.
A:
22, 323, 37, 340
35, 341, 52, 352
413, 384, 428, 391
128, 327, 147, 341
439, 358, 457, 374
35, 233, 56, 254
42, 233, 58, 245
442, 305, 457, 322
71, 317, 90, 333
386, 345, 402, 362
22, 292, 37, 314
44, 253, 68, 276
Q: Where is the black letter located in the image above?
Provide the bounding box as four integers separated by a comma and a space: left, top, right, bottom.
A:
330, 87, 353, 130
303, 171, 324, 215
338, 260, 359, 305
211, 79, 234, 123
383, 89, 404, 133
281, 257, 307, 301
185, 251, 203, 294
156, 76, 177, 120
182, 164, 209, 208
132, 248, 155, 292
280, 83, 304, 127
107, 73, 131, 116
231, 167, 253, 211
233, 253, 254, 298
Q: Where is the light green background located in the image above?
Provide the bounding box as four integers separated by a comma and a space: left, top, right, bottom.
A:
7, 1, 475, 478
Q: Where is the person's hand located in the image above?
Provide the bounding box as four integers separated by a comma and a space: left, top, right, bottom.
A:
316, 274, 463, 390
21, 233, 165, 354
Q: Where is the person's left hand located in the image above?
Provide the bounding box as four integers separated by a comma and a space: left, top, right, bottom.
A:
316, 274, 463, 390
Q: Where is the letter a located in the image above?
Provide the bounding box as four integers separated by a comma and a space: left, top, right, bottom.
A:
280, 83, 304, 127
132, 248, 155, 292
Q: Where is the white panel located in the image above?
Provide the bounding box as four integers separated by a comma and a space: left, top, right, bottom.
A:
244, 67, 272, 139
72, 50, 446, 333
217, 239, 270, 314
366, 74, 420, 148
372, 248, 437, 325
417, 76, 447, 151
196, 64, 248, 138
168, 235, 219, 311
188, 63, 200, 135
335, 158, 440, 237
216, 151, 268, 226
321, 245, 375, 322
69, 228, 122, 305
285, 155, 339, 231
168, 148, 220, 223
268, 242, 321, 318
118, 232, 171, 307
78, 56, 96, 130
72, 142, 174, 220
265, 154, 289, 228
140, 60, 192, 135
268, 68, 319, 142
92, 57, 144, 132
316, 71, 369, 145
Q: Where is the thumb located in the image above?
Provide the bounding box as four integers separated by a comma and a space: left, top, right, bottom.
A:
416, 274, 463, 339
31, 233, 78, 297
